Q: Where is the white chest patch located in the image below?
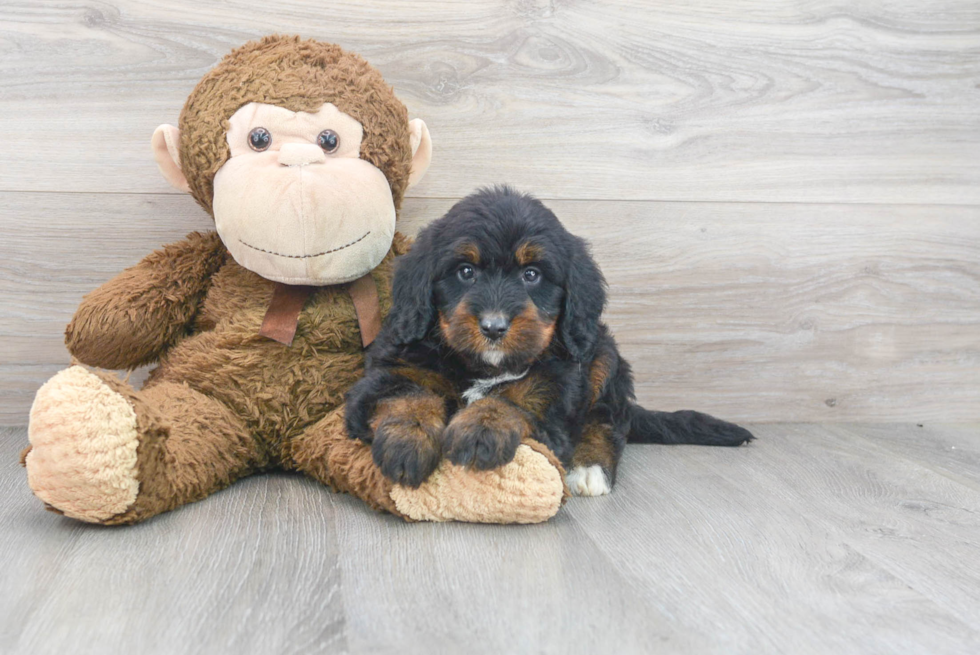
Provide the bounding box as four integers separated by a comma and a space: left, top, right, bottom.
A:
462, 368, 530, 405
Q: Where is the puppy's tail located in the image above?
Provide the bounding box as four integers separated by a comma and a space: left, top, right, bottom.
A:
627, 405, 754, 446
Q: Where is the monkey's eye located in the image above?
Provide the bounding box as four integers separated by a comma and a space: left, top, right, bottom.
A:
317, 129, 340, 153
457, 264, 477, 282
522, 267, 541, 284
248, 127, 271, 152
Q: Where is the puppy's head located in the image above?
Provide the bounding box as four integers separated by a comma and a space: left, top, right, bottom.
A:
387, 186, 606, 371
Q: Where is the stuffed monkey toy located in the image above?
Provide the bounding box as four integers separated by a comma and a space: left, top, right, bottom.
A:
22, 36, 566, 525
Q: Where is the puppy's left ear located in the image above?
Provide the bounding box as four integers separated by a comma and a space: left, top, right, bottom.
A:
386, 237, 437, 345
559, 236, 607, 362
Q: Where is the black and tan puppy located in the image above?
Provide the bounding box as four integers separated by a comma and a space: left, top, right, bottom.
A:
345, 187, 753, 494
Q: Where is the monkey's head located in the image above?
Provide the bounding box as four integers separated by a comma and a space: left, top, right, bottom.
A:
151, 36, 432, 286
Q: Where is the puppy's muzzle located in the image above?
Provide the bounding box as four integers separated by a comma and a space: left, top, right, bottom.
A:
479, 312, 510, 341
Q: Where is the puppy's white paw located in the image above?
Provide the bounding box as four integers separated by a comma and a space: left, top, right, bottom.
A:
566, 465, 611, 497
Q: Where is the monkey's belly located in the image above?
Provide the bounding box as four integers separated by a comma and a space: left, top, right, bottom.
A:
147, 328, 364, 446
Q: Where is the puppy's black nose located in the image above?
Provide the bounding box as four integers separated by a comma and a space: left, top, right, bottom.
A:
479, 314, 510, 340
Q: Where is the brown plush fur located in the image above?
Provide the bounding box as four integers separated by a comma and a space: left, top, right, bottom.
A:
65, 232, 228, 369
286, 407, 400, 515
63, 231, 410, 523
59, 36, 419, 523
29, 37, 566, 525
179, 35, 412, 216
95, 372, 261, 525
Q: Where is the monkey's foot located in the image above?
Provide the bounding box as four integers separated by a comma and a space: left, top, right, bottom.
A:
26, 366, 141, 523
389, 439, 568, 523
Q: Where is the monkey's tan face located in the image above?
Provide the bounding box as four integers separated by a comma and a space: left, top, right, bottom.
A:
212, 102, 396, 285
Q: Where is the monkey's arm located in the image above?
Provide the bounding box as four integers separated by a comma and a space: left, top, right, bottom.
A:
66, 231, 226, 369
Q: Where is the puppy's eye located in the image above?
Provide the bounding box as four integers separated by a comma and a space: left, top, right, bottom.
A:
457, 264, 476, 282
317, 129, 340, 153
522, 267, 541, 284
248, 127, 271, 151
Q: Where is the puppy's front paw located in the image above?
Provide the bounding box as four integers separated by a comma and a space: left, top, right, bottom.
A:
566, 465, 611, 497
372, 422, 441, 488
443, 398, 528, 470
370, 396, 445, 487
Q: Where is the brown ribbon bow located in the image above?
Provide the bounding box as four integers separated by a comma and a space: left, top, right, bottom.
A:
258, 273, 381, 348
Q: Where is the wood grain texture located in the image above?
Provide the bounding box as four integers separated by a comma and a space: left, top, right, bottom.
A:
4, 424, 980, 654
0, 464, 348, 655
1, 1, 977, 422
2, 192, 978, 424
0, 0, 978, 203
328, 498, 698, 654
572, 427, 980, 654
831, 422, 980, 489
741, 424, 980, 634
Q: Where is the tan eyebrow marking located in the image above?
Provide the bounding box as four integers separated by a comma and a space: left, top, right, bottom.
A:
455, 242, 481, 264
515, 241, 544, 266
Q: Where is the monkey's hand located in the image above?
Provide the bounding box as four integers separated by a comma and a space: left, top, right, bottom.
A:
66, 231, 226, 369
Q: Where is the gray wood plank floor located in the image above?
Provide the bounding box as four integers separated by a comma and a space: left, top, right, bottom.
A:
3, 425, 979, 655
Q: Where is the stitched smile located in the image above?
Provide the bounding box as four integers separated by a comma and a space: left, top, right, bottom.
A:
238, 231, 371, 259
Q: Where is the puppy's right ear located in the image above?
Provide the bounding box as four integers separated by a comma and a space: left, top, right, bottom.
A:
386, 238, 436, 345
558, 235, 607, 362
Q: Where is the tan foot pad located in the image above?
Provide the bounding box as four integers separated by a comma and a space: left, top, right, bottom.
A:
390, 443, 565, 524
26, 366, 140, 522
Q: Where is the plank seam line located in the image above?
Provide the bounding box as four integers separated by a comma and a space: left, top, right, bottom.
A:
1, 189, 979, 209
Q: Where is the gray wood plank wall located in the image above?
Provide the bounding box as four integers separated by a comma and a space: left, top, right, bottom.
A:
1, 0, 978, 424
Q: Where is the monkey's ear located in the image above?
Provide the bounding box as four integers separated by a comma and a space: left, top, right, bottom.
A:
407, 119, 432, 188
558, 237, 607, 362
151, 124, 191, 193
385, 240, 436, 345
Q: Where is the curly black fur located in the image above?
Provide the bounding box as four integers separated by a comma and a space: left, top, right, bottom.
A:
346, 186, 753, 489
